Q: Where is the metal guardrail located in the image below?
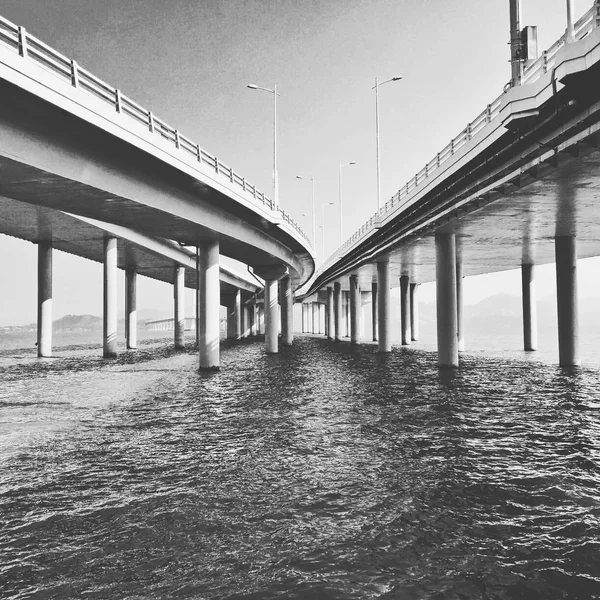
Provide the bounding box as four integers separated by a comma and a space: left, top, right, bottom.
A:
0, 15, 311, 248
320, 2, 600, 272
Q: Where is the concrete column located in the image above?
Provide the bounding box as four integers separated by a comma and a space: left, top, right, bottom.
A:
174, 265, 185, 349
312, 302, 318, 334
521, 263, 538, 351
350, 274, 360, 345
230, 289, 242, 340
264, 278, 279, 353
371, 282, 378, 342
377, 261, 391, 352
125, 268, 137, 350
400, 275, 411, 345
103, 236, 118, 358
251, 303, 257, 336
37, 241, 52, 358
456, 257, 465, 352
195, 246, 200, 349
410, 283, 419, 341
555, 236, 579, 366
242, 304, 251, 338
333, 282, 342, 342
258, 305, 265, 335
343, 291, 350, 337
199, 239, 220, 370
435, 233, 458, 368
326, 287, 334, 340
281, 275, 293, 346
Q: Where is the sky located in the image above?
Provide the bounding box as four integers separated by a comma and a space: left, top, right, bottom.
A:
0, 0, 598, 325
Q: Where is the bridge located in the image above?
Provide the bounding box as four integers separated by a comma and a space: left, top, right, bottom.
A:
300, 1, 600, 368
0, 15, 315, 369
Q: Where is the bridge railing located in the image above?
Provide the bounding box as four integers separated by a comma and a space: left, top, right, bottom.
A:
0, 15, 311, 248
320, 2, 599, 272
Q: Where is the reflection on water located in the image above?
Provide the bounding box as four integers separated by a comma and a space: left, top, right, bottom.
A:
1, 336, 599, 599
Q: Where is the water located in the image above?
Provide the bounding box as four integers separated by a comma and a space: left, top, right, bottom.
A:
1, 335, 600, 599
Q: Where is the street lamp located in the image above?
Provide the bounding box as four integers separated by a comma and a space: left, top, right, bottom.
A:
373, 76, 402, 211
296, 174, 316, 252
339, 161, 356, 246
247, 83, 280, 207
321, 202, 335, 261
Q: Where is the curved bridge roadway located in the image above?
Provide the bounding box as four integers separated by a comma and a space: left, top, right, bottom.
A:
303, 4, 600, 367
0, 15, 315, 369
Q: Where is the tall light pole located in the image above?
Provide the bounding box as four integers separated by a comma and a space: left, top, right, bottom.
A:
247, 83, 280, 207
321, 202, 335, 261
296, 175, 315, 251
339, 161, 356, 246
373, 76, 402, 211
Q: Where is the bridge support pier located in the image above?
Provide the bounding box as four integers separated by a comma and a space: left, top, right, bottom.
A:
326, 287, 334, 340
227, 289, 242, 340
174, 266, 186, 349
37, 241, 52, 358
456, 257, 465, 352
521, 263, 538, 351
555, 236, 579, 366
372, 282, 378, 342
410, 283, 419, 341
435, 233, 459, 368
311, 302, 318, 334
199, 239, 220, 370
280, 276, 293, 346
350, 275, 360, 345
103, 236, 118, 358
264, 279, 278, 353
333, 283, 342, 341
343, 290, 350, 337
377, 260, 391, 352
125, 268, 137, 350
400, 275, 411, 345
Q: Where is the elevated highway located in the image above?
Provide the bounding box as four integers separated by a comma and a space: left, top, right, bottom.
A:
302, 2, 600, 367
0, 15, 315, 368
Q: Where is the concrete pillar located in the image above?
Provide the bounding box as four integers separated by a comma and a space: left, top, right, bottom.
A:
264, 278, 279, 353
377, 261, 391, 352
435, 232, 458, 368
343, 291, 350, 337
521, 263, 538, 351
125, 268, 137, 350
37, 241, 52, 358
251, 303, 257, 336
350, 274, 360, 345
555, 236, 579, 366
174, 266, 185, 349
312, 302, 318, 334
198, 239, 220, 370
195, 246, 200, 349
456, 257, 465, 352
410, 283, 419, 342
371, 282, 378, 342
333, 282, 342, 342
281, 275, 293, 346
326, 287, 334, 340
400, 275, 411, 345
103, 236, 118, 358
229, 289, 242, 340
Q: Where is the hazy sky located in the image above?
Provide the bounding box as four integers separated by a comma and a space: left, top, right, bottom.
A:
0, 0, 596, 325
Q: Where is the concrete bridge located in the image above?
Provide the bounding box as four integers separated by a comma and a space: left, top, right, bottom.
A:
301, 1, 600, 368
0, 14, 315, 369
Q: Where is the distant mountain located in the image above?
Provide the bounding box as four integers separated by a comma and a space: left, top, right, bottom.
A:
51, 314, 103, 331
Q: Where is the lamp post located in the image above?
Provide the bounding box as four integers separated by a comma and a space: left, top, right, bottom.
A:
339, 161, 356, 246
321, 202, 335, 261
296, 174, 315, 252
373, 76, 402, 211
247, 83, 280, 207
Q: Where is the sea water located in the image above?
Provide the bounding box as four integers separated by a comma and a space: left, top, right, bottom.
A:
1, 334, 599, 599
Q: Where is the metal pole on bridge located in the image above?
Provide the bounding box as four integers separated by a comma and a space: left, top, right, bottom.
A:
509, 0, 523, 87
